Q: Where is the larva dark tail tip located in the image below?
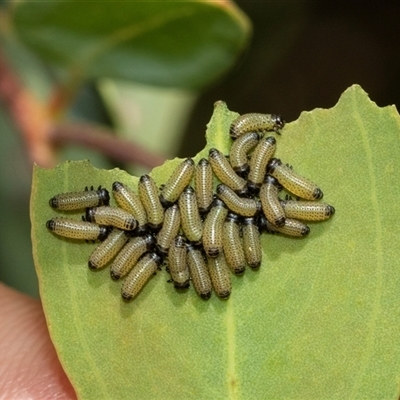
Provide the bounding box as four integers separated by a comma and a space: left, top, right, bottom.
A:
88, 261, 98, 270
100, 189, 110, 206
159, 195, 173, 209
112, 181, 122, 191
46, 219, 55, 230
206, 249, 220, 258
302, 226, 311, 236
249, 262, 261, 270
110, 271, 120, 281
314, 188, 324, 200
218, 291, 231, 300
246, 182, 259, 195
174, 281, 190, 290
49, 197, 57, 208
201, 292, 212, 300
328, 205, 335, 216
234, 267, 246, 276
121, 292, 133, 301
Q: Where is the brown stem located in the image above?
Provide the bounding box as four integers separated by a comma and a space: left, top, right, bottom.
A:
48, 122, 166, 169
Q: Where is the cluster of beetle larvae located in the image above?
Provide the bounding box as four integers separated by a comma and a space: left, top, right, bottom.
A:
46, 113, 335, 301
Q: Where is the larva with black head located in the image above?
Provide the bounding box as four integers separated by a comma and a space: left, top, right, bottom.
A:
138, 174, 164, 231
208, 148, 248, 195
280, 200, 335, 221
46, 217, 109, 241
86, 206, 137, 231
247, 136, 276, 193
155, 204, 181, 256
121, 252, 162, 301
259, 175, 286, 227
178, 186, 203, 245
49, 186, 110, 211
230, 113, 285, 139
222, 212, 246, 275
168, 235, 190, 289
88, 228, 129, 270
207, 253, 231, 299
112, 181, 148, 234
229, 132, 260, 176
110, 234, 155, 280
160, 158, 195, 208
187, 244, 212, 300
242, 217, 262, 270
259, 215, 310, 237
202, 198, 228, 258
194, 158, 213, 214
267, 158, 323, 200
216, 184, 261, 217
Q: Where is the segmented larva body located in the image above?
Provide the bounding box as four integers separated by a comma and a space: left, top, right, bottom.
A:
222, 213, 246, 275
86, 206, 137, 231
121, 252, 161, 301
168, 235, 190, 289
138, 174, 164, 231
46, 217, 109, 241
242, 217, 262, 270
259, 175, 286, 227
267, 158, 323, 200
49, 186, 110, 211
160, 158, 195, 208
207, 253, 231, 299
260, 216, 310, 237
112, 181, 148, 234
208, 148, 247, 195
194, 158, 213, 214
187, 244, 212, 300
247, 136, 276, 193
178, 186, 203, 244
280, 200, 335, 221
88, 229, 129, 270
110, 234, 155, 280
202, 199, 228, 258
229, 132, 260, 176
216, 184, 260, 217
155, 204, 181, 256
230, 113, 285, 139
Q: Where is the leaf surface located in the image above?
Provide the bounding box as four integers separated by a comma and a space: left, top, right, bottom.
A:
31, 85, 400, 399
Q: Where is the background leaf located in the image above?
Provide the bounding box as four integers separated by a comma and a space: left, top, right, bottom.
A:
31, 85, 400, 399
12, 0, 250, 90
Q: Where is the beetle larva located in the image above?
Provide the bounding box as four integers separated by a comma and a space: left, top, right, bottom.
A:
121, 252, 162, 301
110, 234, 155, 280
202, 198, 228, 258
280, 200, 335, 221
160, 158, 195, 208
156, 204, 181, 256
230, 113, 285, 139
46, 217, 109, 241
88, 228, 129, 270
216, 184, 260, 217
86, 206, 137, 231
178, 186, 203, 244
49, 186, 110, 211
138, 174, 164, 231
187, 244, 212, 300
229, 132, 260, 176
194, 158, 213, 214
168, 235, 190, 289
267, 158, 323, 200
259, 175, 285, 227
208, 148, 247, 195
207, 253, 231, 299
112, 181, 148, 234
242, 217, 262, 270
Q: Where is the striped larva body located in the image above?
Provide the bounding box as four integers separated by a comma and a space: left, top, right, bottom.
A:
49, 186, 110, 211
280, 200, 335, 221
110, 234, 155, 280
88, 229, 129, 270
156, 204, 181, 256
178, 186, 203, 244
138, 174, 164, 231
168, 235, 190, 289
267, 158, 323, 200
259, 175, 286, 227
187, 244, 212, 300
230, 113, 285, 139
242, 217, 262, 270
160, 158, 195, 208
247, 136, 276, 193
208, 148, 247, 195
202, 199, 228, 258
86, 206, 137, 231
194, 158, 213, 214
112, 181, 147, 234
216, 184, 260, 217
121, 252, 162, 301
207, 253, 231, 299
260, 216, 310, 237
222, 213, 246, 275
46, 217, 109, 241
229, 132, 260, 176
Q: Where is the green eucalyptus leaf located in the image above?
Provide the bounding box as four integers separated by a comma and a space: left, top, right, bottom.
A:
13, 1, 250, 90
31, 85, 400, 399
